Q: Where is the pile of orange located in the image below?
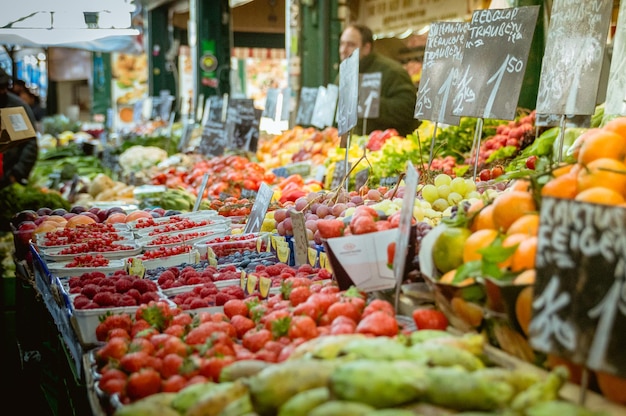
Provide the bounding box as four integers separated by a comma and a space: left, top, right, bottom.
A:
542, 117, 626, 205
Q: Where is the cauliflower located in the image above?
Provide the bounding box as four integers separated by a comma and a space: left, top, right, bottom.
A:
118, 145, 168, 173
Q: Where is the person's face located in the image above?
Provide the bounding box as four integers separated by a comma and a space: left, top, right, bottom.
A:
339, 27, 371, 61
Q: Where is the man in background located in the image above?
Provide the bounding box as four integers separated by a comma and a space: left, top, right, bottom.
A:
339, 24, 420, 136
0, 68, 38, 188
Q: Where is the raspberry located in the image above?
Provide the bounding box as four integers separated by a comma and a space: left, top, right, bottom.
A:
89, 271, 107, 280
189, 298, 208, 309
119, 294, 137, 306
220, 265, 237, 273
132, 279, 152, 294
115, 278, 134, 293
127, 288, 142, 302
157, 270, 176, 285
215, 292, 232, 306
317, 269, 332, 280
186, 276, 203, 285
140, 292, 159, 304
167, 267, 180, 277
80, 284, 99, 299
73, 295, 91, 309
85, 301, 100, 309
93, 292, 116, 307
199, 286, 217, 297
254, 264, 267, 273
265, 265, 282, 276
100, 278, 116, 287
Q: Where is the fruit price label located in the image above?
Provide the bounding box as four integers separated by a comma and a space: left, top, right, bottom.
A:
207, 246, 217, 266
308, 247, 319, 267
289, 210, 308, 266
125, 258, 145, 279
530, 197, 626, 377
415, 21, 469, 125
452, 6, 539, 120
355, 168, 370, 192
259, 276, 271, 299
226, 98, 260, 152
276, 242, 291, 264
244, 182, 274, 234
240, 270, 247, 290
536, 0, 613, 116
246, 273, 259, 295
535, 113, 591, 128
295, 87, 318, 126
358, 72, 381, 119
199, 119, 228, 157
330, 162, 351, 190
337, 48, 359, 136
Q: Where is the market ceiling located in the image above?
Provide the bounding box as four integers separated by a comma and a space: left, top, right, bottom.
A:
0, 0, 140, 52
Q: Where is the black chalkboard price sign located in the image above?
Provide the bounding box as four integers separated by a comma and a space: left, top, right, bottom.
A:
199, 119, 228, 157
530, 197, 626, 378
452, 6, 539, 120
415, 21, 469, 125
226, 98, 259, 152
263, 88, 279, 120
311, 84, 339, 129
244, 183, 274, 234
358, 72, 381, 119
337, 50, 359, 136
295, 87, 318, 126
536, 0, 613, 116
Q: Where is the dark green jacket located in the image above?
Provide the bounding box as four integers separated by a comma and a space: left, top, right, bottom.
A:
0, 92, 39, 187
357, 52, 420, 136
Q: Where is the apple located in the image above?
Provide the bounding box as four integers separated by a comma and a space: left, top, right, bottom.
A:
12, 210, 38, 228
16, 221, 37, 245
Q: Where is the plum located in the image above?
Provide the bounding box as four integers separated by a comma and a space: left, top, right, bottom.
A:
34, 215, 50, 225
88, 207, 100, 215
37, 207, 52, 216
70, 205, 87, 214
96, 210, 108, 223
12, 210, 38, 228
105, 207, 125, 217
164, 210, 182, 216
150, 211, 162, 218
63, 212, 77, 220
152, 207, 166, 216
51, 208, 68, 217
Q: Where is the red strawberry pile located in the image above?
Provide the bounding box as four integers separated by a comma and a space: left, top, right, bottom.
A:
70, 271, 160, 309
94, 282, 409, 404
146, 231, 212, 246
140, 244, 192, 260
147, 218, 212, 235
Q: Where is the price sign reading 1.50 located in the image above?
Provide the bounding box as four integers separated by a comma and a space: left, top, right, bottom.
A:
484, 54, 525, 118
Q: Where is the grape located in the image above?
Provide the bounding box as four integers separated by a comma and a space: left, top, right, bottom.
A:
283, 217, 293, 232
305, 219, 318, 232
305, 213, 319, 221
437, 184, 451, 199
466, 191, 481, 199
294, 197, 309, 211
274, 209, 287, 223
367, 189, 382, 201
306, 229, 314, 240
434, 173, 452, 187
306, 191, 321, 202
315, 204, 331, 218
350, 195, 364, 205
447, 192, 463, 206
421, 184, 438, 203
332, 203, 347, 217
450, 177, 468, 195
276, 221, 286, 235
432, 198, 449, 212
464, 178, 477, 193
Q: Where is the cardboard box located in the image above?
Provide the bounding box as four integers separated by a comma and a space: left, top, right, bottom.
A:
0, 107, 36, 151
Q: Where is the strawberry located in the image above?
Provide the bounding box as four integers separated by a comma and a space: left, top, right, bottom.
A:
411, 309, 449, 331
230, 315, 255, 339
350, 215, 378, 235
387, 241, 396, 270
317, 219, 345, 239
126, 368, 162, 401
355, 310, 399, 337
223, 299, 249, 318
242, 328, 272, 353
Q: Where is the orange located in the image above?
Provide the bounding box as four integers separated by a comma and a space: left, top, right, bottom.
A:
438, 269, 475, 286
506, 213, 539, 236
65, 214, 96, 228
597, 370, 626, 405
510, 236, 538, 272
467, 199, 485, 217
491, 190, 537, 232
105, 212, 128, 224
470, 204, 496, 232
510, 179, 530, 192
513, 268, 536, 285
575, 187, 625, 205
540, 173, 578, 199
462, 228, 498, 263
577, 158, 626, 196
552, 163, 577, 178
602, 116, 626, 139
500, 233, 527, 269
515, 286, 533, 336
451, 297, 484, 327
576, 129, 626, 165
568, 128, 601, 161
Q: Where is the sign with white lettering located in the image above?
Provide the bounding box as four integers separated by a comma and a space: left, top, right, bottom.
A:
453, 6, 539, 120
358, 72, 381, 119
415, 21, 469, 125
530, 197, 626, 377
295, 87, 318, 126
536, 0, 613, 116
311, 84, 339, 129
